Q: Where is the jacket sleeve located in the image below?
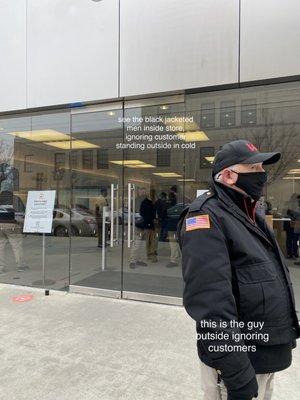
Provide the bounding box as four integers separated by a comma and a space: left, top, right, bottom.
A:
180, 209, 257, 394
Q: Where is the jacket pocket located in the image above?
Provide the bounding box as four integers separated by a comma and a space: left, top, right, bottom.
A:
235, 261, 278, 321
235, 261, 276, 283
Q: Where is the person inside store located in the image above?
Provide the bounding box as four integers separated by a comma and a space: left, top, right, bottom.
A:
0, 162, 28, 273
139, 189, 158, 263
163, 185, 182, 267
291, 195, 300, 265
178, 140, 299, 400
155, 191, 168, 242
129, 187, 148, 269
168, 185, 177, 207
283, 209, 299, 259
165, 206, 181, 268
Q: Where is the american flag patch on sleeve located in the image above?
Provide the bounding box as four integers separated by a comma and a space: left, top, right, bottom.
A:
186, 214, 210, 231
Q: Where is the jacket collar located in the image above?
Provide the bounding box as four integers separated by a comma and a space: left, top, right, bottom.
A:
217, 183, 257, 223
211, 180, 274, 248
212, 181, 255, 222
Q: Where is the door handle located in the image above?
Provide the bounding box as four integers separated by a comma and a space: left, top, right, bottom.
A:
115, 184, 119, 244
132, 184, 136, 244
127, 183, 136, 248
110, 184, 114, 247
110, 183, 119, 247
127, 183, 131, 248
101, 205, 108, 271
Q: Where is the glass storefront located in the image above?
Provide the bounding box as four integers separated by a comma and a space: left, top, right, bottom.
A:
0, 82, 299, 306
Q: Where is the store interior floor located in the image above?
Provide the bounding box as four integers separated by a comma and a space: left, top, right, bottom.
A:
0, 283, 299, 400
2, 235, 300, 306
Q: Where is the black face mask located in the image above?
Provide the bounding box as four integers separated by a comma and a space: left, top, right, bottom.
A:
231, 170, 267, 201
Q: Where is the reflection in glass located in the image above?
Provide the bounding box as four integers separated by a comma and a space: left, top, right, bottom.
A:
0, 112, 71, 289
186, 82, 300, 309
69, 108, 123, 292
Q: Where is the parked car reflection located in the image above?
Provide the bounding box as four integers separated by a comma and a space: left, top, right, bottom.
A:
53, 208, 97, 237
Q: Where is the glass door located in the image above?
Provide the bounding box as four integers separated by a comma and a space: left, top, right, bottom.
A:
69, 104, 123, 296
122, 97, 186, 301
0, 112, 71, 290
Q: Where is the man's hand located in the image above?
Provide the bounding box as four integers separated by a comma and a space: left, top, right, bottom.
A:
227, 375, 258, 400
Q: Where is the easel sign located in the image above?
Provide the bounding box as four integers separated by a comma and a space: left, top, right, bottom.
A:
23, 190, 56, 294
23, 190, 56, 234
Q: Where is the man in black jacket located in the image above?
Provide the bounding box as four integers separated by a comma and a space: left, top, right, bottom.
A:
178, 140, 300, 400
140, 194, 157, 262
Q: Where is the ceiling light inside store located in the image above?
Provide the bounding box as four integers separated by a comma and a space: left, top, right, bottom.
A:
9, 129, 70, 142
177, 131, 209, 142
110, 160, 145, 166
287, 169, 300, 174
204, 156, 215, 163
44, 140, 99, 149
110, 160, 154, 168
126, 163, 155, 169
160, 105, 169, 110
177, 178, 195, 182
283, 176, 300, 179
164, 120, 198, 132
153, 172, 182, 178
107, 111, 115, 116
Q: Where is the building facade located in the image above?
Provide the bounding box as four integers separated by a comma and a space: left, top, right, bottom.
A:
0, 0, 300, 305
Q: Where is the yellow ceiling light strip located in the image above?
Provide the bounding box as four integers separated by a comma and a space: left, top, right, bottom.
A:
9, 129, 98, 150
110, 160, 145, 165
126, 163, 155, 169
177, 131, 209, 142
110, 160, 155, 168
9, 129, 71, 142
164, 120, 199, 132
153, 172, 182, 178
44, 140, 99, 149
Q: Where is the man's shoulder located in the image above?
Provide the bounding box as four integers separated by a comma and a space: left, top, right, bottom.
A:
188, 190, 217, 213
177, 191, 218, 229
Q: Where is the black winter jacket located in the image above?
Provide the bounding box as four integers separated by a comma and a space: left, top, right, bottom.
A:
177, 180, 300, 395
140, 197, 156, 229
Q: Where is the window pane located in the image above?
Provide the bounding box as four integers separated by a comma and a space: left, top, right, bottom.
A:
82, 150, 93, 169
97, 149, 109, 169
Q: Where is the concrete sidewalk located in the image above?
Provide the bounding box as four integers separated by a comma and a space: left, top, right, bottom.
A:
0, 284, 299, 400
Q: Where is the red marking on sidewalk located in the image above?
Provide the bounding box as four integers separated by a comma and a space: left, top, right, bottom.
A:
12, 294, 34, 303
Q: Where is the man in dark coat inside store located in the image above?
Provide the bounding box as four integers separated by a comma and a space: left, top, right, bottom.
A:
178, 140, 300, 400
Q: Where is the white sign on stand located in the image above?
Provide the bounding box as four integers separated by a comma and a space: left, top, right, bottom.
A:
23, 190, 56, 291
23, 190, 56, 234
